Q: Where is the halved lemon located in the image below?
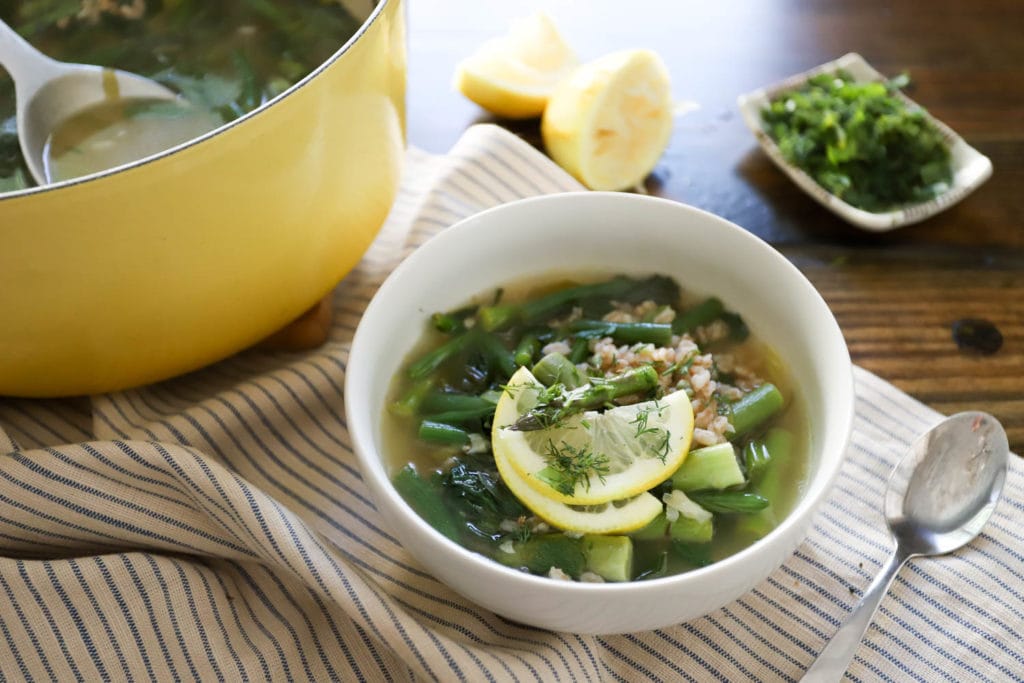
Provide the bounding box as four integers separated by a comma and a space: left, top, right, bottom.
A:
541, 49, 673, 190
453, 12, 579, 119
493, 367, 694, 506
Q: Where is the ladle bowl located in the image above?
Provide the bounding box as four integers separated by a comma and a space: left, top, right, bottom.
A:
0, 18, 177, 184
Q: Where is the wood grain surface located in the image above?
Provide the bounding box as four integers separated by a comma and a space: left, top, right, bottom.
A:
406, 0, 1024, 452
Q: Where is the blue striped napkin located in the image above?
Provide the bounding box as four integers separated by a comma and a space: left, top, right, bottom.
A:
1, 125, 1021, 682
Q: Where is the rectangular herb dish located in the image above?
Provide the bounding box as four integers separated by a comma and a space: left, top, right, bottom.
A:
736, 52, 993, 232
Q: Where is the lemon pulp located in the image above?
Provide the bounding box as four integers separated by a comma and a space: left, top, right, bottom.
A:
541, 49, 674, 190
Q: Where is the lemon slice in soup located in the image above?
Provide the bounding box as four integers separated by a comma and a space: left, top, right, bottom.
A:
493, 438, 663, 535
493, 367, 694, 507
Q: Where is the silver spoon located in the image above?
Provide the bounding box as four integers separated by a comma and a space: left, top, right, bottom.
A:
0, 18, 177, 184
803, 411, 1008, 682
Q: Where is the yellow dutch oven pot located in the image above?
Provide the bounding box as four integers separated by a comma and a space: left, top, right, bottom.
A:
0, 0, 406, 397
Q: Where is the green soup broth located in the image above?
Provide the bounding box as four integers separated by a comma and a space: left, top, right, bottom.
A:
383, 273, 809, 582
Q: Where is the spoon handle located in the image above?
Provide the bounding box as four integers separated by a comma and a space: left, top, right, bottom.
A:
801, 546, 910, 682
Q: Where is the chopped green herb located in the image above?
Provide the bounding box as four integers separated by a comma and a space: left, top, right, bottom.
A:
761, 70, 953, 212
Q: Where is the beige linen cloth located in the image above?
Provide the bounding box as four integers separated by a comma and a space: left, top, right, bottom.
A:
1, 124, 1021, 682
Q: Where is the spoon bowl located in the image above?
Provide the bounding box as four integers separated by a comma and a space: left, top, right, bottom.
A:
0, 18, 177, 184
887, 412, 1008, 556
803, 411, 1008, 681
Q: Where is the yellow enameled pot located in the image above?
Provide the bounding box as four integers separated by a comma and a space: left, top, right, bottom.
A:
0, 0, 406, 397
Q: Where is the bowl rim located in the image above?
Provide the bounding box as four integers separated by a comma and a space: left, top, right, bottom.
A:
346, 191, 856, 597
736, 52, 993, 232
0, 0, 396, 203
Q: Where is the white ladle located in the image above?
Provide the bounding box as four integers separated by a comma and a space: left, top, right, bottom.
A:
0, 18, 177, 184
803, 411, 1009, 681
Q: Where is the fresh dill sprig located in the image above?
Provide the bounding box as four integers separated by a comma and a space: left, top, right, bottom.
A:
630, 401, 672, 463
538, 439, 610, 496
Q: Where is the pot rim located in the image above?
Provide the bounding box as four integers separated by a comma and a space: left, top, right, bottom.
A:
0, 0, 395, 204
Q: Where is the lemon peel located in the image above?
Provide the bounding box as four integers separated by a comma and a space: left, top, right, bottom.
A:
541, 49, 673, 190
454, 12, 578, 119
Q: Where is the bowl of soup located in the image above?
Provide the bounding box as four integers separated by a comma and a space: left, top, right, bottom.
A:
346, 192, 854, 634
0, 0, 405, 396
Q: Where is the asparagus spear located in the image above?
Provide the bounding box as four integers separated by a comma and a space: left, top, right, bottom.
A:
509, 365, 659, 431
478, 275, 680, 331
567, 320, 673, 346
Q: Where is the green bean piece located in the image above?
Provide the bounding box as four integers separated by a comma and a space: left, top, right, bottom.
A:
742, 440, 772, 484
733, 428, 794, 542
431, 312, 465, 334
753, 428, 795, 506
510, 365, 660, 431
421, 408, 496, 424
728, 383, 784, 438
477, 276, 681, 331
475, 333, 518, 379
568, 320, 673, 346
420, 387, 498, 426
418, 420, 470, 446
421, 391, 496, 415
478, 304, 520, 332
407, 333, 471, 380
514, 333, 541, 367
687, 491, 770, 514
568, 337, 590, 364
520, 278, 639, 325
392, 465, 461, 541
389, 377, 434, 417
531, 352, 585, 389
672, 297, 725, 334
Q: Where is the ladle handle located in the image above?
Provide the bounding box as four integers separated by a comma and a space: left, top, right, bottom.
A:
801, 547, 910, 682
0, 19, 64, 97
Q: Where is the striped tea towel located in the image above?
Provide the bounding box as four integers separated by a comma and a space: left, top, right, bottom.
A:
1, 124, 1021, 682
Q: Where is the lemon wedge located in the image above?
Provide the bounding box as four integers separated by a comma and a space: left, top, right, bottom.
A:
453, 12, 579, 119
494, 367, 694, 506
541, 49, 673, 190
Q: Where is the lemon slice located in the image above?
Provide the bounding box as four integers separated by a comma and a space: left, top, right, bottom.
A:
493, 367, 694, 506
541, 49, 673, 190
494, 437, 663, 534
453, 12, 579, 119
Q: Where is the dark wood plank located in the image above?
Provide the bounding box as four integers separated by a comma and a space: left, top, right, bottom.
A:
406, 0, 1024, 452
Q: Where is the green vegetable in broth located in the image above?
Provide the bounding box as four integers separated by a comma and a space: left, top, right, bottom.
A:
383, 274, 809, 583
0, 0, 364, 189
761, 70, 953, 212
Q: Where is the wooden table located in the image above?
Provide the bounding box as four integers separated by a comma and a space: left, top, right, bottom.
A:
405, 0, 1024, 452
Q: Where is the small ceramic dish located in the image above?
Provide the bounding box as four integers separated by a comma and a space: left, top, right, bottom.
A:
737, 52, 993, 232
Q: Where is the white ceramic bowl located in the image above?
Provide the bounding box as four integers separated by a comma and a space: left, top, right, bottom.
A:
346, 192, 854, 634
737, 53, 993, 232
